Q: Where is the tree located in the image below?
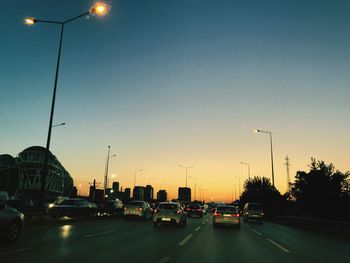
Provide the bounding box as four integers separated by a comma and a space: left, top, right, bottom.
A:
290, 158, 349, 219
240, 176, 283, 217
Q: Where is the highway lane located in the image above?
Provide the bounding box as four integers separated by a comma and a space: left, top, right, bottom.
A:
1, 215, 349, 263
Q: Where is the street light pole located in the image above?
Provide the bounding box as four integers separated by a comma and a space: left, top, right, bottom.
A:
240, 162, 251, 179
25, 3, 110, 206
104, 146, 116, 195
234, 175, 241, 199
178, 165, 194, 188
254, 129, 275, 187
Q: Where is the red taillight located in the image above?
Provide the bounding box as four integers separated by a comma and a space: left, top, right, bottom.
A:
214, 212, 222, 216
154, 209, 158, 213
176, 210, 180, 214
139, 207, 143, 211
197, 209, 201, 211
233, 213, 240, 217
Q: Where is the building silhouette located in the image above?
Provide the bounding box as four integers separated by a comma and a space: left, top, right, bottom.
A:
178, 187, 191, 202
112, 182, 119, 193
157, 190, 167, 202
133, 186, 144, 201
144, 185, 154, 203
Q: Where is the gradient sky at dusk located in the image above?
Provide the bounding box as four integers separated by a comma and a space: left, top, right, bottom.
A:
1, 0, 350, 200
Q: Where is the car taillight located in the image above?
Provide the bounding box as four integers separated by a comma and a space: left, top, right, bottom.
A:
124, 207, 127, 210
233, 213, 240, 217
214, 212, 222, 216
197, 209, 201, 211
176, 210, 180, 214
139, 207, 143, 211
154, 209, 158, 213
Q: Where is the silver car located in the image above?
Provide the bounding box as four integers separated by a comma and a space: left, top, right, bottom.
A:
124, 201, 151, 219
213, 205, 240, 228
153, 202, 187, 227
0, 203, 25, 241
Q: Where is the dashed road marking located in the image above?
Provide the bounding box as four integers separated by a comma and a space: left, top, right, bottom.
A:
84, 230, 116, 238
0, 248, 30, 256
267, 238, 290, 253
178, 234, 193, 246
158, 256, 171, 263
194, 226, 201, 232
202, 222, 206, 225
251, 229, 262, 236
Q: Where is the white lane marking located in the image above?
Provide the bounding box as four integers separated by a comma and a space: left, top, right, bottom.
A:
84, 230, 116, 238
0, 248, 30, 256
178, 234, 193, 246
202, 222, 206, 225
251, 229, 262, 236
158, 256, 171, 263
194, 226, 201, 232
267, 239, 290, 253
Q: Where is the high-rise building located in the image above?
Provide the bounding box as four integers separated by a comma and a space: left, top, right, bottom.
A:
144, 185, 154, 202
112, 182, 119, 193
124, 188, 131, 199
157, 190, 167, 202
178, 187, 191, 202
133, 186, 144, 201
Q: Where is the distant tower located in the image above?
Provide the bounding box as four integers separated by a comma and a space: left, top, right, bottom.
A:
285, 155, 291, 192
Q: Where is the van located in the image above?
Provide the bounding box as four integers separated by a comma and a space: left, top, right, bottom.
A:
243, 202, 263, 223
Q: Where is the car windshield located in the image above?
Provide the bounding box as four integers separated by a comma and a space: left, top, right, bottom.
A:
158, 203, 178, 209
128, 201, 144, 207
216, 206, 237, 213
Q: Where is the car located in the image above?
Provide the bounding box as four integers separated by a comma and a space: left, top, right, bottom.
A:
48, 198, 96, 218
186, 204, 203, 218
0, 203, 25, 241
123, 201, 151, 219
213, 205, 240, 228
242, 202, 263, 223
153, 202, 186, 227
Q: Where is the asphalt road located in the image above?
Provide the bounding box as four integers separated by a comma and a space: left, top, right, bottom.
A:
1, 214, 349, 263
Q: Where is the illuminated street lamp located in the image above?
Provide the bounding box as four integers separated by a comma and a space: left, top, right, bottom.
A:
25, 3, 110, 205
254, 129, 275, 187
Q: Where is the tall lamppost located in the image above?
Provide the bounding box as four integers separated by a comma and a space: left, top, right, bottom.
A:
25, 2, 110, 205
234, 175, 241, 199
178, 165, 194, 188
254, 129, 275, 187
134, 169, 143, 187
104, 146, 116, 195
240, 162, 251, 179
189, 176, 198, 200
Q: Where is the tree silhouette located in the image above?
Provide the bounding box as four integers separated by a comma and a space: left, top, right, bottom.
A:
240, 176, 283, 217
291, 158, 349, 219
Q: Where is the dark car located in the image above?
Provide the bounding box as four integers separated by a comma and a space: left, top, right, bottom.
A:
186, 204, 203, 218
48, 198, 96, 218
0, 203, 25, 241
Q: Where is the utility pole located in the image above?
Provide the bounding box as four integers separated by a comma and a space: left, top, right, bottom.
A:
285, 155, 291, 192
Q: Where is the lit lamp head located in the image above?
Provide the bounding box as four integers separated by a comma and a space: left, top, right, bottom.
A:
254, 129, 260, 133
24, 17, 36, 25
90, 2, 110, 16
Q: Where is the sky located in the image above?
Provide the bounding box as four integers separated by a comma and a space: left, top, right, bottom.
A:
1, 0, 350, 201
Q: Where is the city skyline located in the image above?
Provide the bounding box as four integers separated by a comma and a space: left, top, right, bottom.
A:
2, 0, 350, 201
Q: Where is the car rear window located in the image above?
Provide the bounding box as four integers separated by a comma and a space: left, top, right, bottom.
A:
216, 206, 237, 212
189, 204, 200, 208
158, 203, 178, 209
128, 201, 144, 207
248, 204, 262, 210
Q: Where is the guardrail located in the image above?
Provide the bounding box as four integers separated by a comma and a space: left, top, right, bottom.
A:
270, 215, 350, 237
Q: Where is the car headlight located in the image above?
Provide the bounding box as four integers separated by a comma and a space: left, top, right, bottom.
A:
48, 203, 54, 208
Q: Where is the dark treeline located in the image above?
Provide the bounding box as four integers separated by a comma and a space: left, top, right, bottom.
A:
240, 158, 350, 221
